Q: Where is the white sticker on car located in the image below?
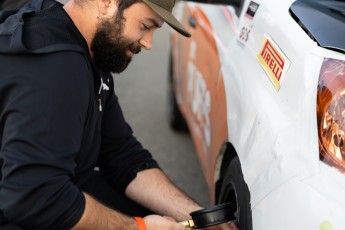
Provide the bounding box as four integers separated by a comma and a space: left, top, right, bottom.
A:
238, 1, 260, 45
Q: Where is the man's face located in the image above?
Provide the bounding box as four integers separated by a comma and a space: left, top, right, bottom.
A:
91, 11, 140, 73
90, 2, 164, 73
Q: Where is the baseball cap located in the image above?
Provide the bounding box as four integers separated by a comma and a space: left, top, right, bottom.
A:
142, 0, 191, 37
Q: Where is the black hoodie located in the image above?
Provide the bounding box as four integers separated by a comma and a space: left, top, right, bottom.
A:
0, 0, 159, 229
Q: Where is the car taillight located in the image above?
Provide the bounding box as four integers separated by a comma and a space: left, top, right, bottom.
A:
317, 58, 345, 173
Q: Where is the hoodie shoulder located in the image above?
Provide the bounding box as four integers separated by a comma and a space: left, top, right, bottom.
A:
0, 0, 30, 10
0, 0, 88, 55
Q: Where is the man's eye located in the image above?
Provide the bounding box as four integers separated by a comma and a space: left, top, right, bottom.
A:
142, 24, 150, 31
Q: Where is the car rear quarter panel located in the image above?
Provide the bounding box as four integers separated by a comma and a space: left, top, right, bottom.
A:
220, 0, 345, 228
223, 0, 320, 198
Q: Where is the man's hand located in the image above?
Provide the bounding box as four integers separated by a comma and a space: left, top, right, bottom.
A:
126, 169, 239, 230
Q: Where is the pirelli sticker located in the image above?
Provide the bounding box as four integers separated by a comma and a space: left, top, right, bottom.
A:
257, 35, 290, 91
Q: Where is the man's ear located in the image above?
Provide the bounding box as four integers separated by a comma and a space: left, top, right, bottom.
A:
96, 0, 115, 16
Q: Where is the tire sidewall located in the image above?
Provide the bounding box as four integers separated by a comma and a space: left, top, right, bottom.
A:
218, 156, 253, 230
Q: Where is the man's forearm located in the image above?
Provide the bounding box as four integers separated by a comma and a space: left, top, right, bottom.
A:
125, 168, 203, 221
72, 193, 137, 230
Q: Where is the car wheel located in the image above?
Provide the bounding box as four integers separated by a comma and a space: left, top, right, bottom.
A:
167, 51, 188, 132
217, 156, 253, 230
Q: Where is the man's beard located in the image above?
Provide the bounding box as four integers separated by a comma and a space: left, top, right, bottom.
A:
91, 15, 141, 73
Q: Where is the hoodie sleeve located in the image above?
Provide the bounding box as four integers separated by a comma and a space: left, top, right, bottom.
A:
0, 52, 90, 229
97, 74, 160, 194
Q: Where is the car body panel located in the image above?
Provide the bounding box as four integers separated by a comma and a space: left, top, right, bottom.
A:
171, 0, 345, 228
172, 4, 229, 187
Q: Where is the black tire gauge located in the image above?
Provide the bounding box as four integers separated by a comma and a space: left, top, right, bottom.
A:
180, 202, 236, 229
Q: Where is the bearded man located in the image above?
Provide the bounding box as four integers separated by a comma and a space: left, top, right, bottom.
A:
0, 0, 235, 229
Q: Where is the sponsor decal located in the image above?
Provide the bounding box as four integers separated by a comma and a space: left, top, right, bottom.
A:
319, 221, 334, 230
188, 41, 211, 150
246, 1, 259, 19
238, 1, 259, 44
257, 35, 290, 91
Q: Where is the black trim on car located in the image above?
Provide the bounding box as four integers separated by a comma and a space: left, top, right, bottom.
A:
290, 0, 345, 53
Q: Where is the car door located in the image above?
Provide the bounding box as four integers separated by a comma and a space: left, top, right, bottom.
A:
171, 1, 242, 186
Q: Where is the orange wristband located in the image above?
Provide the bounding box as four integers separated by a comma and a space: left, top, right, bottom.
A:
134, 217, 146, 230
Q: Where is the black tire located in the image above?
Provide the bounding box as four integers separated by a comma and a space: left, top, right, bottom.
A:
167, 51, 188, 132
217, 156, 252, 230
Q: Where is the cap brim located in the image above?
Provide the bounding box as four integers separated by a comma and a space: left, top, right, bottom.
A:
142, 0, 191, 37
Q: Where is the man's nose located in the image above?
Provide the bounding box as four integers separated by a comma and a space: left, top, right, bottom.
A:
139, 31, 153, 50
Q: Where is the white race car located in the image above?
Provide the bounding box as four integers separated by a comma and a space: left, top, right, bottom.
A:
168, 0, 345, 229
